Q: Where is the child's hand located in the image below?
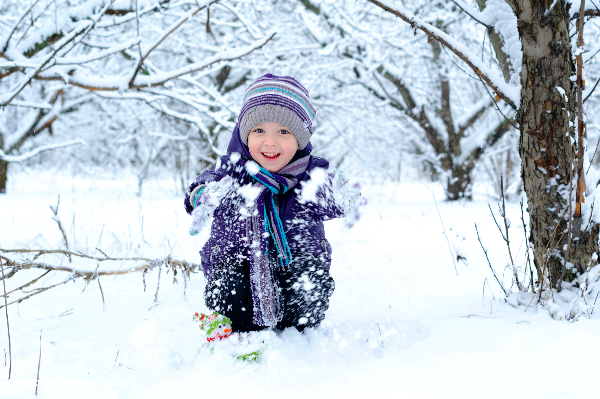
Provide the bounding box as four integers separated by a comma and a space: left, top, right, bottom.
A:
333, 170, 367, 229
189, 177, 234, 235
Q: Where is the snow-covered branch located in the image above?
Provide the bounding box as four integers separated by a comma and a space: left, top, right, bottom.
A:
0, 0, 41, 53
0, 139, 86, 163
128, 0, 220, 87
365, 0, 519, 109
65, 32, 275, 91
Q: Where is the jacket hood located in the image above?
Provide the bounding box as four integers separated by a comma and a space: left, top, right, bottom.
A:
227, 123, 313, 158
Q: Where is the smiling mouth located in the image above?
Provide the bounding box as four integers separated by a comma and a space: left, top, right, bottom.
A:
262, 152, 280, 159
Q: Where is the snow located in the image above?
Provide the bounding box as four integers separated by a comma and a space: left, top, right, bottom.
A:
1, 170, 600, 397
298, 166, 327, 203
244, 160, 260, 176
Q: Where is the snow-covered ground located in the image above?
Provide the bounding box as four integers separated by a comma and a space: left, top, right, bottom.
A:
1, 170, 599, 398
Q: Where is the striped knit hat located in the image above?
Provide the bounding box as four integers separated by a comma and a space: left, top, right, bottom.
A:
238, 73, 316, 150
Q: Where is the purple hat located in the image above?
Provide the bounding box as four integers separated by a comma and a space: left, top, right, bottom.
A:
238, 73, 316, 150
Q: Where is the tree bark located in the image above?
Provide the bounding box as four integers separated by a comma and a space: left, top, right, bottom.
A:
0, 132, 5, 194
516, 0, 598, 287
0, 160, 7, 194
447, 163, 474, 200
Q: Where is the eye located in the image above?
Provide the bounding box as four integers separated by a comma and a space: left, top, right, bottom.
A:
252, 128, 264, 134
279, 129, 290, 135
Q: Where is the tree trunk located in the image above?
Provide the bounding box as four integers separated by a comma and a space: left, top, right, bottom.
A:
0, 159, 7, 194
0, 132, 5, 193
446, 164, 473, 201
517, 0, 598, 288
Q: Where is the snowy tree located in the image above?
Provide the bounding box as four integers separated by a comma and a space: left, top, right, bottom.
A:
365, 0, 600, 290
296, 0, 517, 200
0, 0, 274, 193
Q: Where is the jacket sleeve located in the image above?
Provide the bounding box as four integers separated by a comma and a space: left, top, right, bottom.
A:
313, 169, 346, 221
184, 155, 231, 215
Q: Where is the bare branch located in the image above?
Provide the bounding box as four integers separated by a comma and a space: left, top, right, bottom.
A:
4, 100, 53, 110
450, 0, 491, 27
583, 78, 599, 103
50, 196, 70, 261
0, 249, 202, 309
572, 10, 600, 20
35, 330, 41, 395
474, 222, 509, 297
1, 258, 12, 379
1, 271, 50, 299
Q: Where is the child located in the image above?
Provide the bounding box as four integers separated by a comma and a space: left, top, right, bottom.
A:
185, 74, 361, 334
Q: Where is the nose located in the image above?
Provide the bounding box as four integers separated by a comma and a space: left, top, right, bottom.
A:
263, 131, 277, 146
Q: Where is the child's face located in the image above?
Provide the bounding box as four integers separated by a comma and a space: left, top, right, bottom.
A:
248, 122, 299, 172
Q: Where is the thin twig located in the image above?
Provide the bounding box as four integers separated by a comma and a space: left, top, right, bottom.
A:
1, 277, 76, 310
478, 76, 519, 129
450, 0, 490, 28
35, 330, 41, 395
153, 263, 162, 303
1, 271, 50, 298
50, 195, 71, 262
484, 277, 498, 313
2, 248, 152, 262
583, 78, 600, 104
474, 223, 509, 297
1, 259, 11, 380
587, 138, 600, 177
520, 199, 535, 293
408, 177, 458, 275
0, 266, 19, 281
499, 177, 523, 290
591, 290, 600, 315
98, 278, 106, 311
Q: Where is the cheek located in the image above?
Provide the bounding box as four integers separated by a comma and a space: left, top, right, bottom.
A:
248, 136, 261, 157
282, 136, 299, 153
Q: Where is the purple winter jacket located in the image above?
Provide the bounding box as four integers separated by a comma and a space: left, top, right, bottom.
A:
185, 124, 344, 279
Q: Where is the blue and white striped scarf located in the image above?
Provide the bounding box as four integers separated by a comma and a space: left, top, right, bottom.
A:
241, 152, 310, 326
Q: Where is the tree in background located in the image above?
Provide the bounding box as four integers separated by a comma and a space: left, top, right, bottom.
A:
0, 0, 273, 193
366, 0, 600, 290
295, 0, 519, 200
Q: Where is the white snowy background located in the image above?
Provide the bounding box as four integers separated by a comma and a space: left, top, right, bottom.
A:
2, 0, 600, 397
